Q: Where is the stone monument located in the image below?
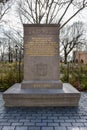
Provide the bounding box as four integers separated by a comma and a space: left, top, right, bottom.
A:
3, 24, 80, 106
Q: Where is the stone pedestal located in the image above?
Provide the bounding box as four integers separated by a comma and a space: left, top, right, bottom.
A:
21, 80, 63, 89
3, 83, 80, 107
3, 24, 81, 107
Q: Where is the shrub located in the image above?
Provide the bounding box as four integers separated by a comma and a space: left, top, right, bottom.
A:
60, 63, 87, 91
0, 62, 23, 91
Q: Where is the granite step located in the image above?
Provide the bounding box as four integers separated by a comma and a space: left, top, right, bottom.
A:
3, 83, 80, 107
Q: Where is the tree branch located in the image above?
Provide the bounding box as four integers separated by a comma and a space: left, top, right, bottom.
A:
59, 2, 87, 30
58, 0, 73, 24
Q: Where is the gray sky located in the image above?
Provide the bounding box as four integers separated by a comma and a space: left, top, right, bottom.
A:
1, 1, 87, 36
1, 1, 87, 25
0, 1, 87, 58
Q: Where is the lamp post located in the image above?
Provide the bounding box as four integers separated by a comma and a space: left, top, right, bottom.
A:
67, 62, 69, 82
18, 46, 24, 82
15, 45, 23, 82
15, 45, 18, 76
10, 51, 13, 63
15, 45, 18, 62
19, 47, 21, 82
8, 41, 11, 63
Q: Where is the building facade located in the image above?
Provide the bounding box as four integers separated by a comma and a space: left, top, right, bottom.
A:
73, 51, 87, 64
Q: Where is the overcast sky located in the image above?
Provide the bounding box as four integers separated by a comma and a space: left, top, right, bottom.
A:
1, 1, 87, 36
10, 5, 87, 24
0, 1, 87, 58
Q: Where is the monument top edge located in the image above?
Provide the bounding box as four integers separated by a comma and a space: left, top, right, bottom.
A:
23, 24, 60, 27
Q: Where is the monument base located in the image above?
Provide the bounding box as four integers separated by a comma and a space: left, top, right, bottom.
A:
3, 83, 80, 107
21, 80, 63, 89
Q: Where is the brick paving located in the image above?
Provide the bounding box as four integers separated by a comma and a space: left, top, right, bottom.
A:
0, 92, 87, 130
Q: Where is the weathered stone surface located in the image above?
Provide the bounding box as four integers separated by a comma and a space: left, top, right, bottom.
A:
21, 80, 63, 89
3, 83, 80, 107
21, 24, 62, 89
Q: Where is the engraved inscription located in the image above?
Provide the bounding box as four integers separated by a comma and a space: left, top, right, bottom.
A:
25, 37, 58, 56
33, 84, 51, 88
36, 64, 47, 76
25, 27, 58, 35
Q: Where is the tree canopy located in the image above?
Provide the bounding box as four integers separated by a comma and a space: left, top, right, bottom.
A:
60, 22, 86, 63
17, 0, 87, 29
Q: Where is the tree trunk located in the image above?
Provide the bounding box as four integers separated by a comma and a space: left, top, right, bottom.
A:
64, 49, 67, 64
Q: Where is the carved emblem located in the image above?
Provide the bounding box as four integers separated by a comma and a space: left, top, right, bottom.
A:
36, 63, 47, 76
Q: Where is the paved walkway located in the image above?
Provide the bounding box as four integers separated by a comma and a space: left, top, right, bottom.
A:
0, 92, 87, 130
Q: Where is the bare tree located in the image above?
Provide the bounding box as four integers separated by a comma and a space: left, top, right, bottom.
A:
0, 25, 23, 62
0, 37, 8, 61
0, 0, 14, 23
3, 27, 23, 47
0, 0, 9, 3
16, 0, 87, 29
60, 22, 86, 64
